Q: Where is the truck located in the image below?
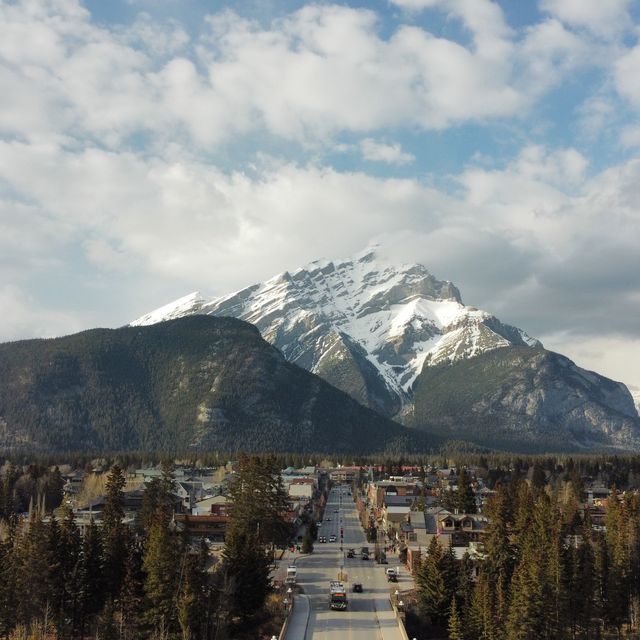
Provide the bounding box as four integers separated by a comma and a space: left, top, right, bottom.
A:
285, 565, 297, 585
329, 580, 348, 610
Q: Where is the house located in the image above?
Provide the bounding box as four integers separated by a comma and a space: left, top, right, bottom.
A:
174, 513, 230, 542
192, 495, 229, 516
329, 467, 360, 483
422, 507, 489, 549
383, 505, 412, 536
288, 478, 315, 499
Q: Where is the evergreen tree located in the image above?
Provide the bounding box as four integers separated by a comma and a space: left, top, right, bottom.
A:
177, 552, 207, 640
77, 519, 105, 638
15, 505, 50, 627
226, 455, 291, 549
95, 599, 118, 640
0, 521, 17, 637
301, 528, 314, 554
59, 505, 82, 638
102, 464, 128, 598
45, 515, 65, 634
456, 468, 477, 514
143, 515, 181, 634
448, 596, 465, 640
468, 570, 496, 640
416, 538, 449, 628
221, 526, 271, 620
119, 541, 145, 640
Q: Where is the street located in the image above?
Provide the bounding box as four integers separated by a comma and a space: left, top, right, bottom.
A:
286, 485, 407, 640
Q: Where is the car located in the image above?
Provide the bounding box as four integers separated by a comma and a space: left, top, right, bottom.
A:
346, 549, 355, 558
352, 582, 363, 593
329, 534, 337, 542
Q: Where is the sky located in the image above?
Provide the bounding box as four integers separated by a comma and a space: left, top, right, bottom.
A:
1, 0, 640, 395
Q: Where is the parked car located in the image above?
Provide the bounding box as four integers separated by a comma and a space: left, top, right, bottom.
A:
346, 549, 355, 558
329, 534, 337, 542
352, 582, 363, 593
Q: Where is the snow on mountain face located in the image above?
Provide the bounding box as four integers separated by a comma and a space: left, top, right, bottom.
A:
630, 386, 640, 416
131, 248, 540, 416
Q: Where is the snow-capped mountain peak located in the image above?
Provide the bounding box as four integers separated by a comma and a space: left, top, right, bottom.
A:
130, 248, 540, 416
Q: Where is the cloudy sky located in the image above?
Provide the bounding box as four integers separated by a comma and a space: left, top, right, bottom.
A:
1, 0, 640, 393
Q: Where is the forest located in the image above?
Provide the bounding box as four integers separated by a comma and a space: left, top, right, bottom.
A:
0, 456, 292, 640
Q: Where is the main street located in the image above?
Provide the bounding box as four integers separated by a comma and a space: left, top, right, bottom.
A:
286, 486, 407, 640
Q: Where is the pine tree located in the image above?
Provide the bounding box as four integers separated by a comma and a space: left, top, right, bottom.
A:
505, 546, 545, 640
416, 538, 449, 628
59, 505, 82, 638
456, 468, 477, 514
468, 570, 495, 640
95, 599, 118, 640
77, 518, 105, 638
119, 541, 145, 640
177, 553, 207, 640
301, 528, 314, 554
448, 596, 464, 640
143, 516, 181, 634
102, 464, 128, 598
45, 515, 65, 634
0, 522, 17, 637
226, 455, 292, 549
221, 526, 271, 620
14, 505, 50, 628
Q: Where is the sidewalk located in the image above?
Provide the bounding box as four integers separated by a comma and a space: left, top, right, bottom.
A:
284, 594, 310, 640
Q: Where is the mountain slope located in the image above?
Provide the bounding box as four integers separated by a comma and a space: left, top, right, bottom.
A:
410, 346, 640, 452
0, 316, 437, 454
132, 248, 538, 416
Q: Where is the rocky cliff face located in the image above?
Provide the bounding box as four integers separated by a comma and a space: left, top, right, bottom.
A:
132, 248, 538, 417
411, 347, 640, 452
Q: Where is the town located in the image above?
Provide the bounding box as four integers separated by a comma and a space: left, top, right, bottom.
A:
0, 453, 639, 639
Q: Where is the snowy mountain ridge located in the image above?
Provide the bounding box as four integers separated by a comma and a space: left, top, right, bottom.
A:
131, 248, 539, 417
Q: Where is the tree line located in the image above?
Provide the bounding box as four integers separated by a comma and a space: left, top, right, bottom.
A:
0, 455, 292, 640
411, 479, 640, 639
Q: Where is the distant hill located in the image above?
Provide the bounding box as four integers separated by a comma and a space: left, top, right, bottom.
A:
0, 316, 436, 454
409, 346, 640, 453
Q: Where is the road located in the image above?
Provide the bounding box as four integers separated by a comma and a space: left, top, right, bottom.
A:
286, 485, 406, 640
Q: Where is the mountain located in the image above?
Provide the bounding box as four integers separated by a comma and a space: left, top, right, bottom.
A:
132, 248, 539, 417
410, 346, 640, 452
0, 316, 437, 454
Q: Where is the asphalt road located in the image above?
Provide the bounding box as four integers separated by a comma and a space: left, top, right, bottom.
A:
289, 486, 405, 640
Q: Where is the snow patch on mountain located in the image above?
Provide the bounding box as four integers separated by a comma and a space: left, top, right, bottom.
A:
131, 292, 205, 327
629, 385, 640, 416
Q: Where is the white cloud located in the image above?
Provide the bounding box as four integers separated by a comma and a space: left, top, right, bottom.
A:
0, 0, 597, 150
540, 0, 633, 38
0, 284, 83, 341
359, 139, 415, 165
614, 44, 640, 107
